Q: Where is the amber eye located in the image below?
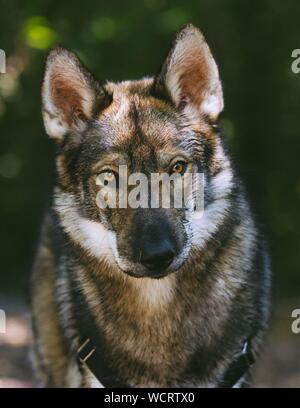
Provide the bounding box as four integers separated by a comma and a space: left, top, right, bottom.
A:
171, 161, 187, 175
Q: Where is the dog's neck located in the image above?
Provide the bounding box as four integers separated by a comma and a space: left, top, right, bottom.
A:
80, 257, 179, 314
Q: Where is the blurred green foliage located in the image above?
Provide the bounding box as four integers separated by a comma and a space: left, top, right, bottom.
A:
0, 0, 299, 297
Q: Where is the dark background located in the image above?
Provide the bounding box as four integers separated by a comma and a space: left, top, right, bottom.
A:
0, 0, 299, 299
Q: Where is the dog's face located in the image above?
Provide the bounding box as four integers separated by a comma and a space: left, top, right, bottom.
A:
42, 25, 232, 279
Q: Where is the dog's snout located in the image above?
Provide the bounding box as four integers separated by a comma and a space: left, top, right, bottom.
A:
127, 210, 188, 277
140, 239, 176, 271
135, 216, 178, 273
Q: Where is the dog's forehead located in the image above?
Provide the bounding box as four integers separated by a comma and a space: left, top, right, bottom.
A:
96, 79, 182, 149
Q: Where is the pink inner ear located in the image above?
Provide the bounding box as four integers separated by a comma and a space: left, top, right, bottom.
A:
50, 74, 85, 126
178, 52, 210, 108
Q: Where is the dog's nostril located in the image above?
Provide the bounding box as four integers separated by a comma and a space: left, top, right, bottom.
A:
140, 244, 175, 270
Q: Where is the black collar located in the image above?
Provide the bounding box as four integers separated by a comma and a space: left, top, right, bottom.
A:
77, 338, 130, 388
71, 266, 254, 389
76, 336, 255, 388
218, 338, 255, 388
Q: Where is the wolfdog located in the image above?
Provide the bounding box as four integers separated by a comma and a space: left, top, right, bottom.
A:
31, 24, 270, 388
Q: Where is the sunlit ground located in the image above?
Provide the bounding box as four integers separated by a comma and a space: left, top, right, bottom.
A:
0, 297, 33, 388
0, 296, 299, 388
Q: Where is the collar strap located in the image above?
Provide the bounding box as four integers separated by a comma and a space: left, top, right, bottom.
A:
219, 338, 255, 388
77, 338, 131, 388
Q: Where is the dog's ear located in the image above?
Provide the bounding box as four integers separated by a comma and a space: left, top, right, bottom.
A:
155, 24, 223, 121
42, 46, 109, 142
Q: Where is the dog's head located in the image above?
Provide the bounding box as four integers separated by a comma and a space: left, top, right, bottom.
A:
42, 24, 233, 279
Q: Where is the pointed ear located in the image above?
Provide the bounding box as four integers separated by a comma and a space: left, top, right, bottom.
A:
42, 46, 109, 141
155, 24, 223, 121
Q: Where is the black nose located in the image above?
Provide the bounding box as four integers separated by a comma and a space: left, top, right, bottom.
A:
140, 239, 176, 271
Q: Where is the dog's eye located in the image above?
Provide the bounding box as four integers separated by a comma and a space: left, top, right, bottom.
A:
103, 171, 116, 185
99, 171, 118, 186
171, 161, 187, 175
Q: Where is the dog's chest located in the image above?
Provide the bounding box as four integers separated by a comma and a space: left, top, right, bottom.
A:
82, 276, 199, 387
98, 309, 195, 387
